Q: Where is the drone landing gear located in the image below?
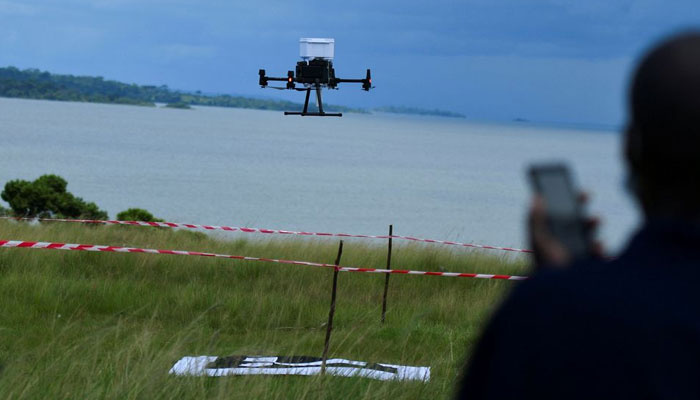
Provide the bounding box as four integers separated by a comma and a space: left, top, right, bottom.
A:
284, 83, 342, 117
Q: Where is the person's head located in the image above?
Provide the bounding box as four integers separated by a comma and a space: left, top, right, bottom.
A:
625, 31, 700, 220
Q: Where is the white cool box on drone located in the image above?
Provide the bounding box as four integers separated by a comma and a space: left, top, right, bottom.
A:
299, 38, 335, 60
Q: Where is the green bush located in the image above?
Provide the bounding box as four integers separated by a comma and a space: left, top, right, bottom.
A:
116, 208, 163, 222
1, 174, 108, 219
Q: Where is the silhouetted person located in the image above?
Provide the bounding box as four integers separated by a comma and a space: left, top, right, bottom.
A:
456, 31, 700, 399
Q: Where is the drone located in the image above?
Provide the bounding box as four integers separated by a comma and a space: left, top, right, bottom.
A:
258, 38, 373, 117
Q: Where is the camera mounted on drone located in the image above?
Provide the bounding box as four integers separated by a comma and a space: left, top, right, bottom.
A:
258, 38, 373, 117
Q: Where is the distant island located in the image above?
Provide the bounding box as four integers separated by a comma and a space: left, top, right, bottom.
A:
164, 102, 192, 110
0, 66, 464, 118
373, 105, 465, 118
0, 66, 359, 113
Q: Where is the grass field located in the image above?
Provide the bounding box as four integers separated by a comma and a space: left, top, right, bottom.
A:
0, 219, 529, 399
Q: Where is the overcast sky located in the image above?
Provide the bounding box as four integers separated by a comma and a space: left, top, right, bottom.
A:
1, 0, 699, 125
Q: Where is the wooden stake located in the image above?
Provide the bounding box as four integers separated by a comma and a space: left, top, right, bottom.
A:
321, 240, 344, 375
381, 225, 393, 324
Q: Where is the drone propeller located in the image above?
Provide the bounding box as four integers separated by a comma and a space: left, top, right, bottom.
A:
267, 86, 288, 90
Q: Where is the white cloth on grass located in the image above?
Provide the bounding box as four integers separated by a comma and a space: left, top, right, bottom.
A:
169, 355, 430, 382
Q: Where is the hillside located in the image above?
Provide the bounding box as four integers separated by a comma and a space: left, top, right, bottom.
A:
0, 219, 526, 399
0, 66, 362, 113
0, 66, 466, 118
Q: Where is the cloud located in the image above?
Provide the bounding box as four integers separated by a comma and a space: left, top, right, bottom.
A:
0, 29, 18, 45
155, 44, 218, 62
2, 0, 697, 124
50, 0, 174, 8
0, 0, 41, 16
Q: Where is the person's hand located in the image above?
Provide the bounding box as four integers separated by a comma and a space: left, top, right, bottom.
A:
528, 193, 604, 270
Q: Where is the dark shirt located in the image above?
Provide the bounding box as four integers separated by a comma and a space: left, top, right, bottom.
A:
457, 220, 700, 399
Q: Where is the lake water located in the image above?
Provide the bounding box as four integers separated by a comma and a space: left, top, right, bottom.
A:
0, 97, 639, 253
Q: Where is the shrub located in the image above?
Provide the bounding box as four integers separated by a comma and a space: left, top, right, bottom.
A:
1, 174, 108, 219
116, 208, 163, 222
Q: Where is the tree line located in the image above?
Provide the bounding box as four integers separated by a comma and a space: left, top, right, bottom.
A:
0, 66, 362, 113
0, 66, 469, 117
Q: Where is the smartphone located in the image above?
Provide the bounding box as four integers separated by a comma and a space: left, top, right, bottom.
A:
528, 163, 591, 260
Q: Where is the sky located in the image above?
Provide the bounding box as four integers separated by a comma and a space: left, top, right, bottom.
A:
0, 0, 699, 125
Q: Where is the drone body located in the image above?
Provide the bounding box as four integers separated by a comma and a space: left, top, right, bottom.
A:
258, 38, 372, 117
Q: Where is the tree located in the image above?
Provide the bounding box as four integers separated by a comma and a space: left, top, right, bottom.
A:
1, 175, 108, 219
116, 208, 162, 222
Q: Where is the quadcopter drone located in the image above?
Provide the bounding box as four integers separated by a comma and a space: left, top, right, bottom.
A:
258, 38, 373, 117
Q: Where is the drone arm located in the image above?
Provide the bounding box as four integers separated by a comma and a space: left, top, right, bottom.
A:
265, 77, 291, 82
259, 70, 296, 89
332, 69, 372, 91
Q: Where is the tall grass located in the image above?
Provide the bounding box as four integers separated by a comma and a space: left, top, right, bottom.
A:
0, 220, 529, 399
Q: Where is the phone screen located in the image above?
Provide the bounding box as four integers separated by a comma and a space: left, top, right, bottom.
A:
529, 164, 590, 260
535, 171, 578, 219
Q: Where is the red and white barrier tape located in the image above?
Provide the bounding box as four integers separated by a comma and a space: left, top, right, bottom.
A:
0, 240, 528, 281
0, 217, 532, 254
337, 266, 525, 280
